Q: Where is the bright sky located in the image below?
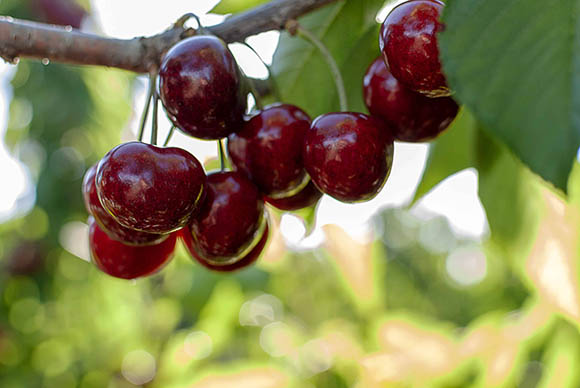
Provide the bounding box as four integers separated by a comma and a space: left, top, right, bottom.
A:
0, 0, 489, 247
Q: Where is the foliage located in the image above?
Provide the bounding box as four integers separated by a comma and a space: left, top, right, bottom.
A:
271, 0, 382, 117
439, 0, 580, 192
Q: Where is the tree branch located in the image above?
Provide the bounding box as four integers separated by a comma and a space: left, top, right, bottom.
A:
0, 0, 338, 73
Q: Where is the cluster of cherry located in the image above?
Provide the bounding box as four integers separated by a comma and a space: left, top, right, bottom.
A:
82, 0, 456, 279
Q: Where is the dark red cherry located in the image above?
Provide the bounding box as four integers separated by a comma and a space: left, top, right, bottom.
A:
303, 112, 394, 203
182, 223, 269, 272
265, 181, 322, 211
159, 35, 247, 140
31, 0, 86, 29
227, 103, 311, 197
89, 219, 177, 279
363, 57, 458, 142
96, 142, 206, 234
4, 241, 45, 276
187, 171, 266, 265
82, 165, 168, 245
379, 0, 449, 97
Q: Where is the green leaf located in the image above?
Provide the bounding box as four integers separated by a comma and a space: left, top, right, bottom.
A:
440, 0, 580, 192
567, 161, 580, 206
416, 113, 543, 265
413, 108, 478, 203
272, 0, 385, 117
293, 203, 318, 237
475, 129, 543, 264
210, 0, 268, 14
538, 323, 580, 388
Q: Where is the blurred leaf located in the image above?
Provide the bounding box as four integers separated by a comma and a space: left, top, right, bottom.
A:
475, 130, 543, 266
567, 161, 580, 206
210, 0, 268, 14
288, 203, 318, 237
440, 0, 580, 191
457, 303, 554, 388
538, 322, 580, 388
413, 108, 477, 203
361, 315, 463, 387
340, 22, 382, 114
299, 205, 317, 237
323, 225, 376, 305
272, 0, 384, 117
203, 155, 231, 172
188, 366, 290, 388
196, 281, 244, 351
82, 67, 133, 156
258, 210, 288, 267
525, 190, 580, 322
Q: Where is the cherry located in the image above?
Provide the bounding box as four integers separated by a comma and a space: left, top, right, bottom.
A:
82, 164, 168, 245
4, 241, 45, 276
31, 0, 86, 29
187, 171, 266, 265
265, 181, 322, 211
303, 112, 394, 203
379, 0, 449, 97
363, 57, 458, 142
182, 223, 269, 272
89, 219, 177, 279
227, 103, 311, 197
158, 35, 247, 140
96, 142, 206, 234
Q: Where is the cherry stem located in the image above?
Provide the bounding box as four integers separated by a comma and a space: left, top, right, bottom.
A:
218, 140, 226, 171
245, 75, 264, 111
163, 126, 175, 147
174, 13, 201, 29
137, 72, 156, 142
241, 41, 282, 102
177, 12, 211, 35
292, 22, 347, 111
150, 90, 159, 146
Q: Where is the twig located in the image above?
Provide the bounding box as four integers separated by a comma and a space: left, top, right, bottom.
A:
0, 0, 337, 73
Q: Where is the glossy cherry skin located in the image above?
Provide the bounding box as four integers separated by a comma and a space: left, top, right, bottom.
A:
379, 0, 449, 97
227, 103, 311, 197
159, 35, 247, 140
187, 171, 266, 264
303, 113, 394, 203
89, 219, 177, 279
363, 57, 458, 142
96, 142, 206, 234
182, 223, 269, 272
265, 181, 322, 211
82, 165, 168, 245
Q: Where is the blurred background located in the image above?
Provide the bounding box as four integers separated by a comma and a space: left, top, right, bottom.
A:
0, 0, 579, 387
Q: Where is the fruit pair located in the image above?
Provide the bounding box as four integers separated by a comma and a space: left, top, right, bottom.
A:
363, 57, 458, 142
83, 142, 203, 279
228, 103, 394, 204
84, 142, 269, 278
362, 0, 458, 142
